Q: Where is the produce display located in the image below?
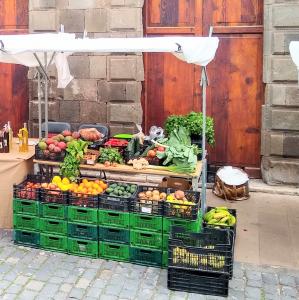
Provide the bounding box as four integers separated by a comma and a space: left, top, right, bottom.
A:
98, 147, 123, 165
60, 139, 90, 182
105, 182, 137, 198
204, 207, 236, 227
172, 246, 225, 269
128, 158, 149, 170
165, 190, 198, 219
15, 181, 41, 200
138, 189, 167, 203
79, 128, 103, 142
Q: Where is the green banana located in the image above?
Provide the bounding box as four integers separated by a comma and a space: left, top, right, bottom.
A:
220, 216, 230, 223
207, 218, 218, 224
204, 209, 216, 221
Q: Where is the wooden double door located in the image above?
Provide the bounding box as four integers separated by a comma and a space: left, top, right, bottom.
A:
143, 1, 264, 176
0, 0, 28, 132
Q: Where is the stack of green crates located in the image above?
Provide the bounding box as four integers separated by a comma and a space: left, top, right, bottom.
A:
39, 202, 68, 253
98, 210, 130, 262
13, 197, 40, 247
67, 206, 99, 258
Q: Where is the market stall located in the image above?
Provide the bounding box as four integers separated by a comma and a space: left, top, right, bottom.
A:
0, 33, 239, 297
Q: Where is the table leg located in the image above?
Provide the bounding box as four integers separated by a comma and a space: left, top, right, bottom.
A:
192, 176, 199, 192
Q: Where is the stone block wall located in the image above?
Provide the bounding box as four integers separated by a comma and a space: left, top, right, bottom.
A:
28, 0, 144, 136
262, 0, 299, 185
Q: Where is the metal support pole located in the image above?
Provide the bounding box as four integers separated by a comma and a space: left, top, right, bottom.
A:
200, 67, 209, 214
44, 53, 49, 138
37, 71, 42, 139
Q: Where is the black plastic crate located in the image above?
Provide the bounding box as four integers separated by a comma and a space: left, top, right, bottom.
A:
40, 188, 68, 205
164, 189, 200, 220
169, 226, 233, 275
35, 144, 66, 162
168, 267, 229, 297
99, 182, 137, 212
131, 186, 166, 215
69, 192, 99, 208
13, 174, 48, 201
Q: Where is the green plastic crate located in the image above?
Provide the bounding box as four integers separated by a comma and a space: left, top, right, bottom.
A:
13, 199, 39, 216
130, 247, 162, 267
162, 234, 169, 251
130, 214, 163, 233
13, 214, 39, 231
130, 230, 163, 250
99, 242, 130, 262
162, 251, 168, 268
68, 223, 98, 240
98, 210, 130, 229
68, 206, 98, 225
40, 203, 67, 220
39, 218, 67, 235
14, 230, 40, 247
99, 226, 130, 244
40, 233, 68, 252
68, 238, 99, 258
162, 215, 202, 234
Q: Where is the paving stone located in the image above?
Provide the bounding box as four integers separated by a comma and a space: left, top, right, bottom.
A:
0, 280, 11, 290
245, 286, 261, 299
86, 287, 103, 298
245, 270, 262, 281
228, 289, 245, 300
18, 289, 38, 300
26, 280, 45, 291
48, 276, 63, 284
262, 272, 279, 285
247, 279, 263, 288
2, 294, 17, 300
263, 284, 280, 295
76, 277, 91, 289
105, 284, 123, 296
98, 295, 118, 300
6, 284, 24, 294
229, 278, 245, 291
54, 291, 68, 300
279, 274, 297, 287
281, 286, 297, 298
69, 287, 85, 299
14, 275, 30, 285
118, 289, 138, 299
40, 283, 59, 297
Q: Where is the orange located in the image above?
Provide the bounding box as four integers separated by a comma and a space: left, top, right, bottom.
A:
95, 179, 100, 185
97, 187, 103, 194
82, 179, 88, 185
92, 182, 99, 189
101, 183, 107, 190
82, 188, 88, 194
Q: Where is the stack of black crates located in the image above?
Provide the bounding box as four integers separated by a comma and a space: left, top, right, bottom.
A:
167, 207, 236, 298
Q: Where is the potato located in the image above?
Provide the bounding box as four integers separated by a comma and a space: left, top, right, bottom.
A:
152, 194, 160, 201
160, 192, 166, 200
152, 190, 160, 195
145, 191, 152, 198
138, 192, 146, 199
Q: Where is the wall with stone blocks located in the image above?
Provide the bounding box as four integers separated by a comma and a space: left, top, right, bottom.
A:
262, 0, 299, 184
28, 0, 144, 136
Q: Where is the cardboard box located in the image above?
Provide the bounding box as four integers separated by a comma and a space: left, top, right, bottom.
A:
159, 177, 192, 190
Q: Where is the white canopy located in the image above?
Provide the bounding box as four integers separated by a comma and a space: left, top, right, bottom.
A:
0, 33, 219, 87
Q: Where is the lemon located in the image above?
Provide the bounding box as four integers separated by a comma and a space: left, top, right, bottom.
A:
60, 184, 70, 192
62, 177, 70, 185
52, 176, 62, 184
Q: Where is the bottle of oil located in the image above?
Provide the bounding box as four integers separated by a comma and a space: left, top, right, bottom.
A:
3, 125, 9, 153
7, 121, 13, 152
0, 130, 4, 153
18, 123, 29, 152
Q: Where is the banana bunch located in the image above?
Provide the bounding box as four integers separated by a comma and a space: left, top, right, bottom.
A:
172, 247, 225, 269
204, 207, 236, 227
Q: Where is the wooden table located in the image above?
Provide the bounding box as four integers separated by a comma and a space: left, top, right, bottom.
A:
33, 159, 202, 191
0, 139, 36, 228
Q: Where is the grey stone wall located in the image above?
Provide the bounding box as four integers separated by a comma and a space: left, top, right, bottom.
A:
28, 0, 144, 136
262, 0, 299, 185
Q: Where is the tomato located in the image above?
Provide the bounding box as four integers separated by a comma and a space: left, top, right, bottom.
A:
147, 150, 156, 158
157, 146, 165, 152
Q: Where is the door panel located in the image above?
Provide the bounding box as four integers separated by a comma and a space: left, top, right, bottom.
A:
0, 0, 28, 132
143, 1, 264, 174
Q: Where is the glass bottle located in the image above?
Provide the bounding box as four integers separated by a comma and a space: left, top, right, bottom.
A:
7, 121, 13, 152
3, 125, 9, 153
18, 123, 29, 152
0, 130, 4, 153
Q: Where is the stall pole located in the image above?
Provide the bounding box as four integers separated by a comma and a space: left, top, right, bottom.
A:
37, 71, 42, 139
200, 67, 208, 214
44, 53, 49, 138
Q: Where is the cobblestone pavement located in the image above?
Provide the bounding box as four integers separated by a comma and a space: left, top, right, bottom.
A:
0, 230, 298, 300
